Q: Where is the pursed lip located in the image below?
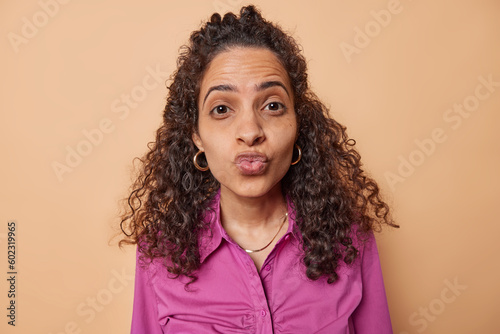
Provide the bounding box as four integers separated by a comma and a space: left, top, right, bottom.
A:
234, 152, 268, 164
234, 152, 268, 175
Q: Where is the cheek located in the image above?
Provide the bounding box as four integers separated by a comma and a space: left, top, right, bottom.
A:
202, 138, 228, 169
204, 148, 232, 186
271, 135, 296, 171
204, 144, 221, 165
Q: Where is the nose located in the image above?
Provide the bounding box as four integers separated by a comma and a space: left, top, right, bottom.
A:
236, 108, 265, 146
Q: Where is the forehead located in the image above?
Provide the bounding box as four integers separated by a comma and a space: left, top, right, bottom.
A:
199, 47, 291, 96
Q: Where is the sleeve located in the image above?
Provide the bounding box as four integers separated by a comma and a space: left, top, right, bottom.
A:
130, 246, 164, 334
351, 232, 393, 334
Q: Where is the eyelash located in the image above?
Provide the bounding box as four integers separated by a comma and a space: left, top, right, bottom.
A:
210, 102, 286, 116
264, 102, 286, 112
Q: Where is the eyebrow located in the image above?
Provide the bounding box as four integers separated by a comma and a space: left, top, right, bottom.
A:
203, 84, 237, 106
202, 80, 290, 106
256, 81, 290, 97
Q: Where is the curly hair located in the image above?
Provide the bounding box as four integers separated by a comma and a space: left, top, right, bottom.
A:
119, 5, 397, 285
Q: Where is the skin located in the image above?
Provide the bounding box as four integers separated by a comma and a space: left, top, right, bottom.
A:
192, 47, 298, 270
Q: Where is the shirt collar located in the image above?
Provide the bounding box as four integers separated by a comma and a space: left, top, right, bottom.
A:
198, 188, 301, 264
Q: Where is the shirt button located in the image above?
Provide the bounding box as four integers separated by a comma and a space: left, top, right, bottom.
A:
260, 310, 266, 317
284, 235, 290, 241
264, 265, 271, 271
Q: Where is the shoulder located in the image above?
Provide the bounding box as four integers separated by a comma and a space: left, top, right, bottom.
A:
343, 224, 379, 268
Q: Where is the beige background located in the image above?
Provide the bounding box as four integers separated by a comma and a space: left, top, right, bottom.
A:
1, 0, 499, 333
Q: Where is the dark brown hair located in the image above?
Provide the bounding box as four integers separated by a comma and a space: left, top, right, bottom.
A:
119, 5, 397, 285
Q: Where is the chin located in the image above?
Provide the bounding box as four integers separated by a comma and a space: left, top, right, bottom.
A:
221, 180, 282, 200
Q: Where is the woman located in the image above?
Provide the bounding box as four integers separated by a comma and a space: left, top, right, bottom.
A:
120, 5, 398, 333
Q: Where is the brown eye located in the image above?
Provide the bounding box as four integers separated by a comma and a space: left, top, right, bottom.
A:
211, 105, 229, 115
264, 102, 285, 112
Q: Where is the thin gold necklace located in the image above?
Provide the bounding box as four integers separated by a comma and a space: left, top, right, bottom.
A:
242, 213, 288, 253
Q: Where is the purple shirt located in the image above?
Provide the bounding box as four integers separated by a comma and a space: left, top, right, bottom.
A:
131, 190, 393, 333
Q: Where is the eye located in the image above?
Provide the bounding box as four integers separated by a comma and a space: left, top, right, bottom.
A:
264, 102, 285, 112
211, 105, 230, 115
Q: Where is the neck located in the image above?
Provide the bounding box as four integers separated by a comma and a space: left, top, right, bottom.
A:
219, 184, 287, 233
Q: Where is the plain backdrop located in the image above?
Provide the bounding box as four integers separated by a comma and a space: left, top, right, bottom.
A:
1, 0, 499, 333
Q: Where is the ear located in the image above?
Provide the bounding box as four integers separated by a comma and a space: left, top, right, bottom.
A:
192, 132, 204, 151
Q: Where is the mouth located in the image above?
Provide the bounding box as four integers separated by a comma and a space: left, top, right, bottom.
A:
234, 152, 268, 175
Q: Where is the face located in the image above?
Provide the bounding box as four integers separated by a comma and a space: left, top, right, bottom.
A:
192, 47, 298, 200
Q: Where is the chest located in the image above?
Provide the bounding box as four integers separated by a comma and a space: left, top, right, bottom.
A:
150, 239, 361, 333
247, 248, 271, 271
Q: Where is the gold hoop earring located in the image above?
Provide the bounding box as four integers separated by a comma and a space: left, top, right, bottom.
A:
291, 144, 302, 165
193, 150, 209, 171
